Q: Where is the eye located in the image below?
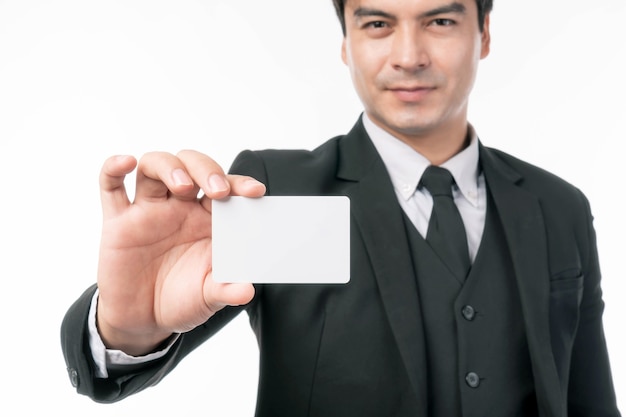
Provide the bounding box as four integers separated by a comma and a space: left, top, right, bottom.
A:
431, 18, 456, 27
364, 20, 389, 29
361, 19, 393, 37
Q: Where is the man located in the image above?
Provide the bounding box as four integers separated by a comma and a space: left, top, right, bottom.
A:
61, 0, 621, 415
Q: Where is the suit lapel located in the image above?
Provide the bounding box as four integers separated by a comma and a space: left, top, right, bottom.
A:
337, 119, 428, 413
479, 145, 561, 417
333, 122, 565, 414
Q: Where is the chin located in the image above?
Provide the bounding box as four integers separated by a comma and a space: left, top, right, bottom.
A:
389, 116, 437, 136
369, 106, 440, 137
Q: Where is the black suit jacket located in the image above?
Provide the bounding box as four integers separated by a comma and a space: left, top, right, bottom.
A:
61, 117, 620, 416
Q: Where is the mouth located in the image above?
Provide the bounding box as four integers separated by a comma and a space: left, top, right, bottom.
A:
387, 86, 435, 103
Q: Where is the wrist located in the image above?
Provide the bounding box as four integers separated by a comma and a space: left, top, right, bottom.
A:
96, 304, 173, 357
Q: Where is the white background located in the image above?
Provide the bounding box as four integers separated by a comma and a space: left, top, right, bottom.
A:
0, 0, 624, 415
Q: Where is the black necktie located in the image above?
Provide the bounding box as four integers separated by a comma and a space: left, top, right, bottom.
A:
420, 165, 470, 281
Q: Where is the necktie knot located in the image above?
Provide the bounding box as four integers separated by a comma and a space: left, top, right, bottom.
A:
421, 165, 455, 198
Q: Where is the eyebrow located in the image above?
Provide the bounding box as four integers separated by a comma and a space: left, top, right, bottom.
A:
420, 2, 467, 18
353, 7, 394, 20
353, 2, 467, 21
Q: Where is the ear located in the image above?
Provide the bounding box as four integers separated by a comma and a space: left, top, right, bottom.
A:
480, 14, 491, 59
341, 37, 348, 65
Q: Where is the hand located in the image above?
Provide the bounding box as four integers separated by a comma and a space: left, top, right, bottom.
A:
95, 150, 265, 355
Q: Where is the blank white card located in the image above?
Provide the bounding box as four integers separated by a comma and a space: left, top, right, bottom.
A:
212, 196, 350, 284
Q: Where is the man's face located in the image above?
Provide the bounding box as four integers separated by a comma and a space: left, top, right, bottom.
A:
342, 0, 490, 143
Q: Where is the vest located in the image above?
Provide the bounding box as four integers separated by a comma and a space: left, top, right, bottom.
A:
403, 195, 539, 417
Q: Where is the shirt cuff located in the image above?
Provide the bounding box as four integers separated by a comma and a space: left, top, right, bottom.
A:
87, 290, 179, 378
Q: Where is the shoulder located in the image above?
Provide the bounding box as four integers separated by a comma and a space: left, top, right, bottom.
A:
481, 145, 596, 251
482, 146, 598, 262
228, 136, 345, 195
482, 146, 587, 204
482, 145, 596, 233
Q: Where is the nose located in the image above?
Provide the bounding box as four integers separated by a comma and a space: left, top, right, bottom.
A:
389, 26, 429, 73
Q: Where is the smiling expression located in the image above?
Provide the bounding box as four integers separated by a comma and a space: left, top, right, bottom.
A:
341, 0, 491, 154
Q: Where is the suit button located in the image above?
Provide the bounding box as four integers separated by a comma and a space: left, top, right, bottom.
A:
68, 368, 79, 388
465, 372, 480, 388
461, 305, 476, 321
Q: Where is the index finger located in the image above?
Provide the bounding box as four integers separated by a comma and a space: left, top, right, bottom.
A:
176, 150, 265, 199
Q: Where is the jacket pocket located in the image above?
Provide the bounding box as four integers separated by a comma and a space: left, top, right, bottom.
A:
549, 270, 584, 381
550, 268, 584, 292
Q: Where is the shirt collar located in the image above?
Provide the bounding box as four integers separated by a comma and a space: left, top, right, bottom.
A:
363, 113, 481, 207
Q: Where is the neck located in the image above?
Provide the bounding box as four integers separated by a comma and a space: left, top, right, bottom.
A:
369, 116, 471, 166
404, 129, 470, 166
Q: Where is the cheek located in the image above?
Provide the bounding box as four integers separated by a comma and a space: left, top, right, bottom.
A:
349, 42, 387, 80
350, 55, 381, 95
437, 47, 479, 91
350, 67, 376, 107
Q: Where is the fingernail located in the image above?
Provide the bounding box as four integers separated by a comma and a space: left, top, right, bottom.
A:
244, 178, 264, 187
172, 169, 192, 186
113, 155, 134, 163
208, 174, 228, 194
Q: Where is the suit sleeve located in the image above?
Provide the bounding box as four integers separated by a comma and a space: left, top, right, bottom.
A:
567, 191, 621, 416
59, 150, 268, 403
228, 149, 271, 190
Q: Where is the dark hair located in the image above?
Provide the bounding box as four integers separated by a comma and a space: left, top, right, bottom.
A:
331, 0, 493, 35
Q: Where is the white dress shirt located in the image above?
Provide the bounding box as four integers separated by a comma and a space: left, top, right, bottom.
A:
363, 113, 487, 262
89, 114, 488, 377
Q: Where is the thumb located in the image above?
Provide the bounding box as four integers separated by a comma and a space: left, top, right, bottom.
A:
204, 280, 255, 314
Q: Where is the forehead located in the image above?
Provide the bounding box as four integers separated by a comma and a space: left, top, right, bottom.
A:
344, 0, 477, 15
